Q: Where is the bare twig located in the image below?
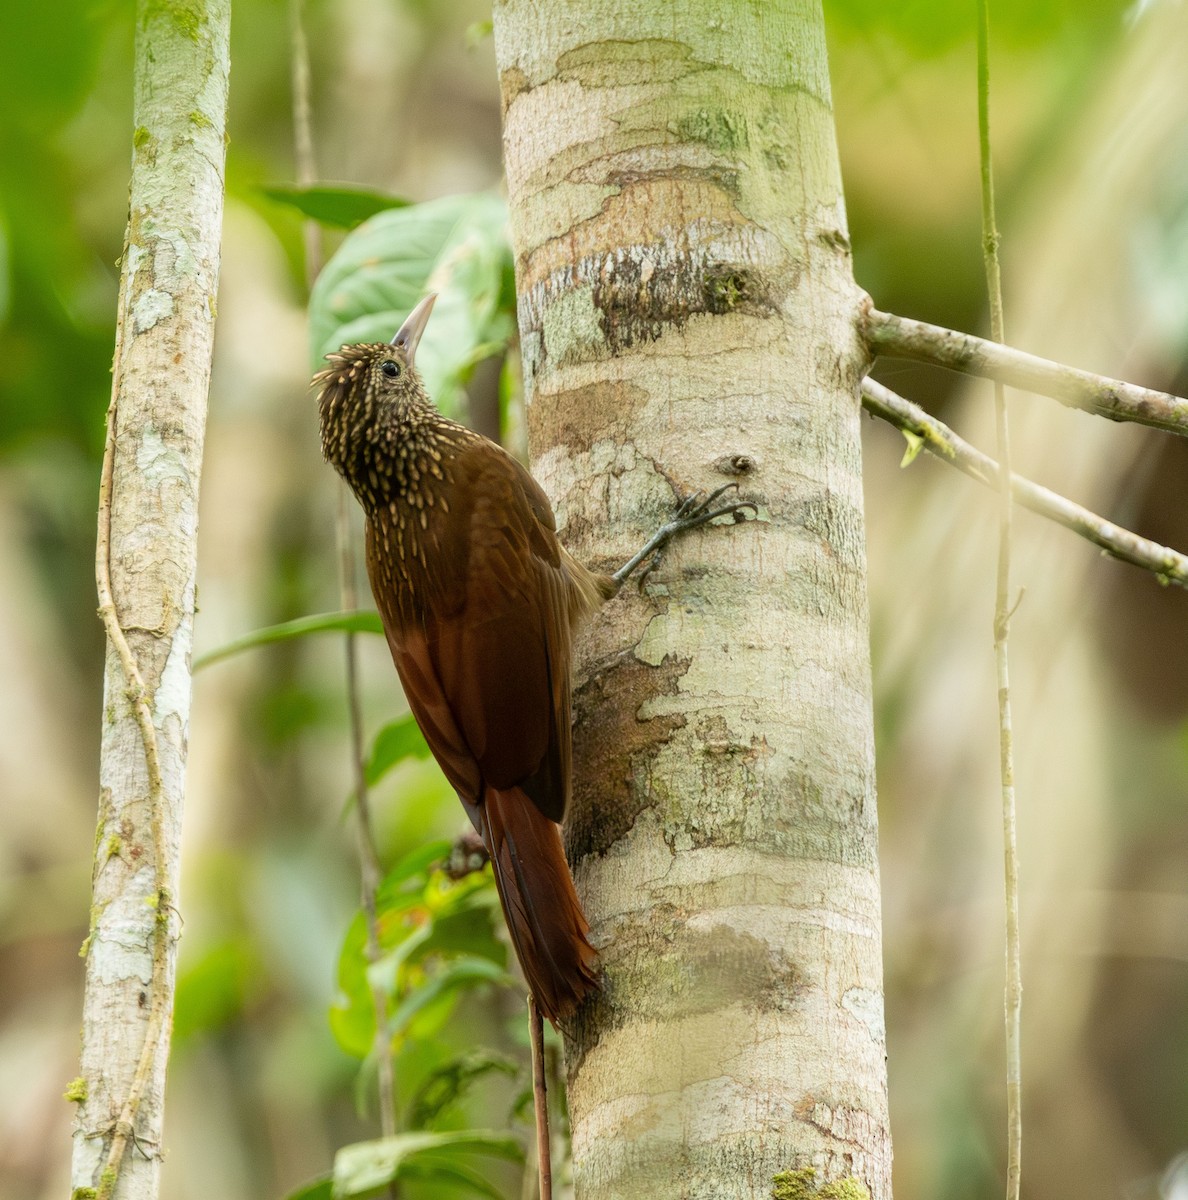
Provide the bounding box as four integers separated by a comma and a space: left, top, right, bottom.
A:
860, 379, 1188, 587
289, 0, 397, 1144
976, 7, 1022, 1195
528, 996, 552, 1200
862, 305, 1188, 437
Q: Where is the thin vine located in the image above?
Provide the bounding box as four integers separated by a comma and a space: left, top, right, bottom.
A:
288, 0, 399, 1146
92, 239, 176, 1200
977, 5, 1023, 1199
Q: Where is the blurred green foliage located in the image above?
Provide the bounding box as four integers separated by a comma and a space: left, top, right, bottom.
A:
0, 0, 121, 454
826, 0, 1127, 53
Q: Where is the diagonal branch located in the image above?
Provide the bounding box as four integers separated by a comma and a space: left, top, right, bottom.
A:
862, 304, 1188, 437
861, 377, 1188, 588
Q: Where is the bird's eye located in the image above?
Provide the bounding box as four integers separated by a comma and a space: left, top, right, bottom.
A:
380, 359, 401, 379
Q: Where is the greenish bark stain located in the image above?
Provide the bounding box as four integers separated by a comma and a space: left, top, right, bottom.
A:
143, 0, 204, 41
773, 1168, 871, 1200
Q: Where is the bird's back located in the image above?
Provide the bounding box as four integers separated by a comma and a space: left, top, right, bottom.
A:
365, 432, 600, 1020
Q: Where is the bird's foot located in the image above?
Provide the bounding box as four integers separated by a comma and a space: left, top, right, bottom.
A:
612, 483, 757, 591
444, 828, 490, 879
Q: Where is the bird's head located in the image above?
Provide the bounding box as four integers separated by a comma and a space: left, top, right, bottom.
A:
314, 293, 437, 477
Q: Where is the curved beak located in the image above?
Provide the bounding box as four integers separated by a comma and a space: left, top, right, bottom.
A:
391, 293, 437, 367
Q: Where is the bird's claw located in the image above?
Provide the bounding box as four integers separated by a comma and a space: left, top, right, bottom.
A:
670, 482, 757, 531
633, 484, 756, 592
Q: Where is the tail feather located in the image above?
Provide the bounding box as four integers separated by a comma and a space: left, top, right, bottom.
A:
480, 786, 598, 1023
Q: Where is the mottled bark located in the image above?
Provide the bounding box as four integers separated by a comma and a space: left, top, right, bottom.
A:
492, 3, 891, 1197
72, 1, 229, 1197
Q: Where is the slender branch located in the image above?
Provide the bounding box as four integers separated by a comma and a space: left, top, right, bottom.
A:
976, 7, 1022, 1196
288, 0, 397, 1145
862, 305, 1188, 437
861, 379, 1188, 586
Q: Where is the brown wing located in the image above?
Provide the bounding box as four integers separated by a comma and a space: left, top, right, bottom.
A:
367, 440, 574, 824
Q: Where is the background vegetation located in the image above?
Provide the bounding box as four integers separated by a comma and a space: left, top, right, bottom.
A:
3, 1, 1186, 1197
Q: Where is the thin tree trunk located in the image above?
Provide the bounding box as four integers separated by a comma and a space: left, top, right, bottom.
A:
71, 2, 229, 1197
492, 2, 891, 1196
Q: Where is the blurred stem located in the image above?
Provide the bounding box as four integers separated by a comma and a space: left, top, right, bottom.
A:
978, 6, 1022, 1200
528, 996, 552, 1200
860, 378, 1188, 587
335, 488, 397, 1143
290, 0, 321, 286
467, 353, 504, 443
289, 0, 398, 1149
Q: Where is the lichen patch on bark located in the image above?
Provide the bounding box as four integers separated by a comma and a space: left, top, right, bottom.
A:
567, 648, 690, 860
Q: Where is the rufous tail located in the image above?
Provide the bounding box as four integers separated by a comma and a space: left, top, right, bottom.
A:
480, 786, 598, 1023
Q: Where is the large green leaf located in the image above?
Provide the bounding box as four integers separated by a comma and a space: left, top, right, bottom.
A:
332, 1130, 521, 1197
307, 191, 514, 414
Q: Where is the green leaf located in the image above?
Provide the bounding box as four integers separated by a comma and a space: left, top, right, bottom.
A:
407, 1050, 519, 1130
193, 611, 384, 671
308, 191, 515, 413
332, 1130, 522, 1197
416, 892, 506, 968
390, 955, 517, 1039
364, 715, 432, 785
367, 922, 435, 997
899, 429, 925, 468
263, 184, 410, 229
331, 856, 504, 1059
379, 840, 454, 894
283, 1177, 333, 1200
329, 914, 375, 1059
403, 1155, 508, 1199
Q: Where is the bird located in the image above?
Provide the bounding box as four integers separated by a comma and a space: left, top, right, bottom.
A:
314, 294, 753, 1022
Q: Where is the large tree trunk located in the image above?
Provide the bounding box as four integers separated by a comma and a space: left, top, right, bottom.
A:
492, 2, 891, 1197
71, 2, 229, 1197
